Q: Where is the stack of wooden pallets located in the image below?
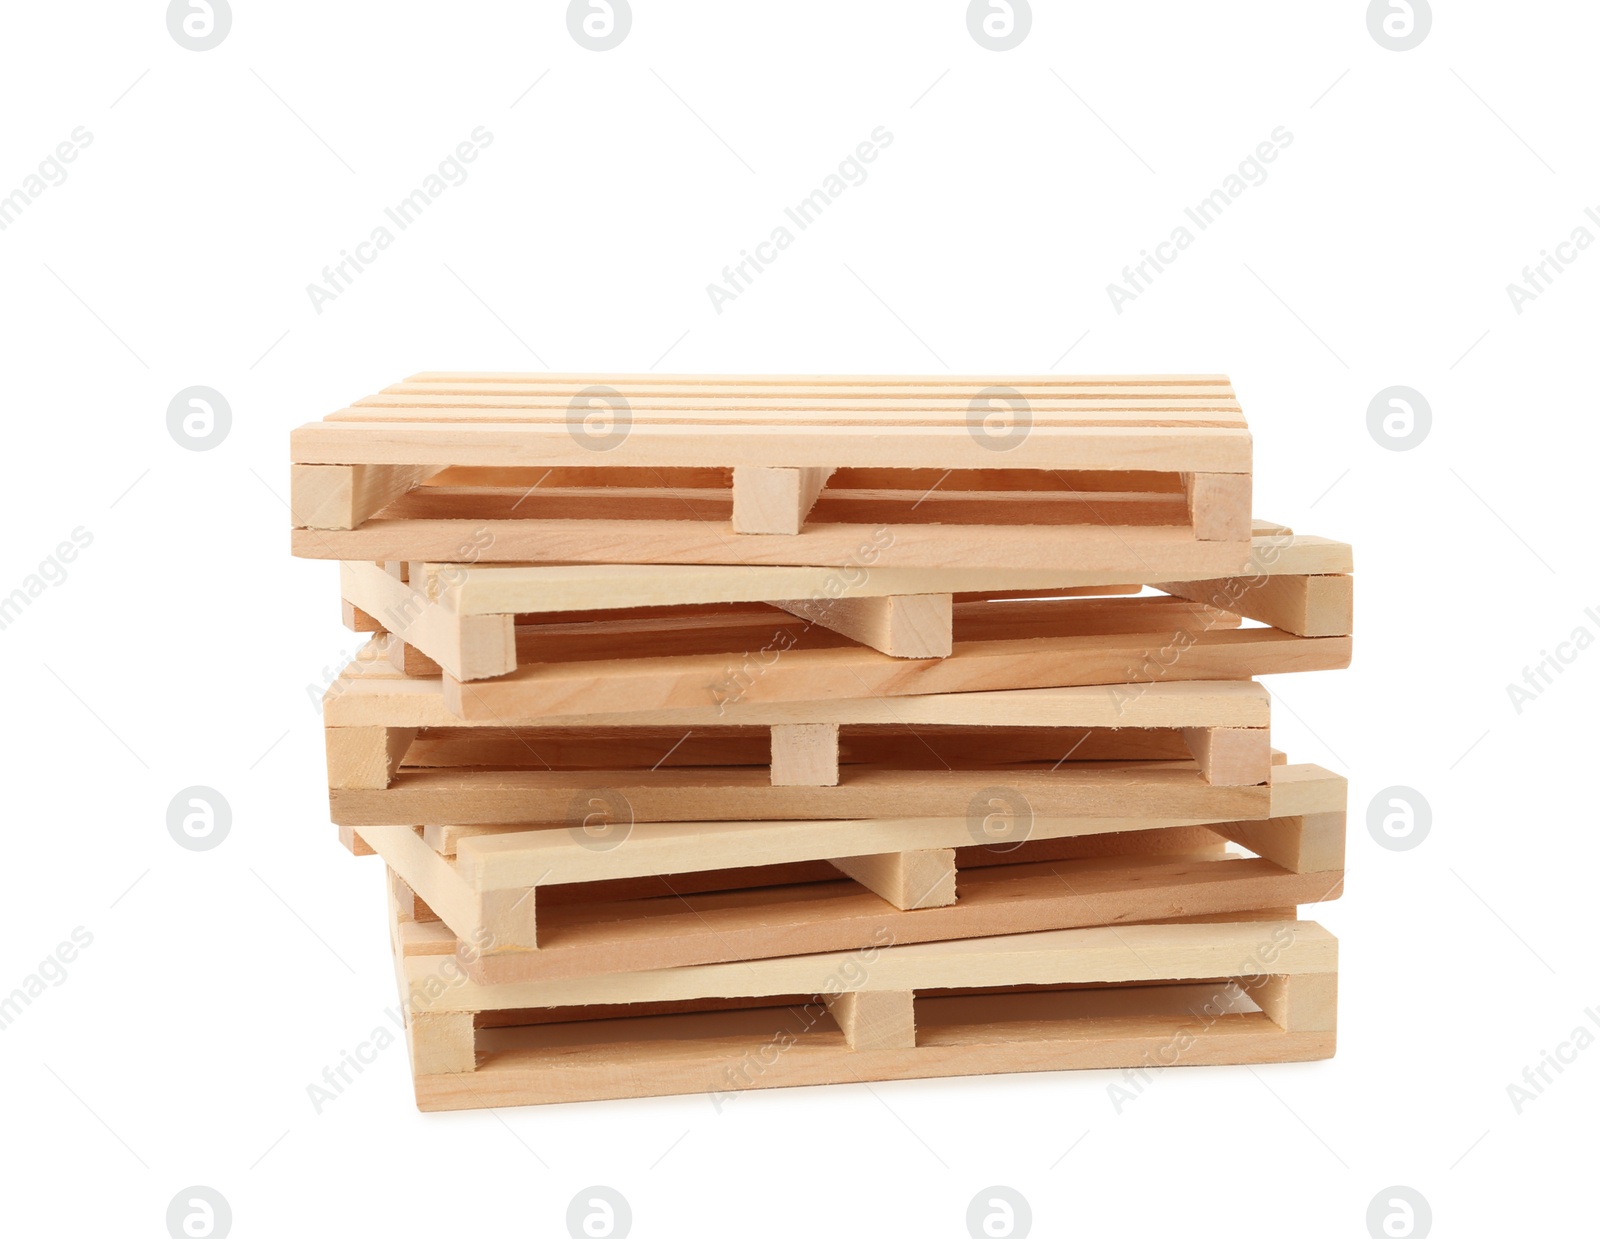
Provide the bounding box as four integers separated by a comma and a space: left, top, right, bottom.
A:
291, 374, 1352, 1110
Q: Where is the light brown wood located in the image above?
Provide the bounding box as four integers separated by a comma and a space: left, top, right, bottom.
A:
333, 762, 1272, 828
409, 1011, 475, 1075
394, 914, 1336, 1106
1182, 726, 1271, 786
773, 593, 953, 658
290, 463, 440, 530
829, 849, 957, 911
1161, 574, 1353, 637
446, 763, 1340, 890
295, 518, 1254, 571
827, 990, 916, 1051
1185, 472, 1253, 541
1255, 972, 1338, 1032
769, 723, 839, 787
426, 530, 1348, 617
330, 668, 1271, 732
341, 560, 515, 681
325, 726, 416, 790
408, 917, 1334, 1013
1211, 810, 1345, 874
443, 624, 1347, 724
732, 466, 834, 533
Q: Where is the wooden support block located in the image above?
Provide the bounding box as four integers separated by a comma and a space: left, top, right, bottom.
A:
342, 560, 515, 681
385, 637, 444, 678
732, 466, 835, 534
1182, 727, 1270, 786
827, 990, 916, 1051
829, 849, 957, 910
773, 593, 953, 658
1184, 472, 1252, 541
1160, 574, 1353, 637
326, 726, 416, 790
337, 825, 375, 856
474, 886, 538, 952
1212, 811, 1345, 875
342, 601, 384, 633
291, 463, 440, 530
1254, 971, 1337, 1032
770, 723, 839, 787
409, 1011, 476, 1075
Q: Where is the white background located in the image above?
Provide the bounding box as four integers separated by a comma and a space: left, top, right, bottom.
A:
2, 2, 1596, 1235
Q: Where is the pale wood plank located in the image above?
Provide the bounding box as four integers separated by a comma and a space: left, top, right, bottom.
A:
773, 593, 952, 658
1161, 574, 1353, 637
290, 463, 440, 530
341, 560, 515, 682
325, 725, 416, 790
1185, 472, 1253, 541
1211, 810, 1346, 874
828, 990, 916, 1051
769, 723, 839, 787
406, 919, 1336, 1013
829, 849, 957, 910
1182, 727, 1271, 786
328, 672, 1272, 732
731, 466, 835, 534
450, 763, 1341, 890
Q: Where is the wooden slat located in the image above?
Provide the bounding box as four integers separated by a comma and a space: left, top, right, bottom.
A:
291, 421, 1252, 473
443, 625, 1348, 724
333, 763, 1273, 828
448, 763, 1342, 890
293, 517, 1255, 570
400, 372, 1238, 388
406, 918, 1336, 1012
428, 531, 1350, 615
460, 853, 1342, 984
329, 672, 1274, 733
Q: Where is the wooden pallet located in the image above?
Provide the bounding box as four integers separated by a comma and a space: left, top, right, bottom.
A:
329, 591, 1348, 730
388, 888, 1337, 1109
342, 524, 1352, 677
361, 757, 1343, 981
329, 676, 1274, 787
290, 375, 1253, 569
